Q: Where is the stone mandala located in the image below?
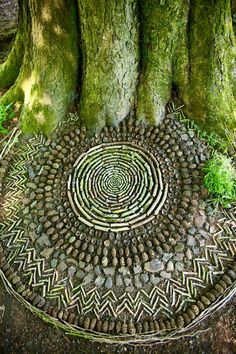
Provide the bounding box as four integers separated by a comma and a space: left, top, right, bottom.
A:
0, 115, 235, 341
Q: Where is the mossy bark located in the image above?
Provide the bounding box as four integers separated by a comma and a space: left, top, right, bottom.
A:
0, 0, 78, 135
137, 0, 189, 125
78, 0, 139, 131
182, 0, 236, 138
0, 0, 235, 139
0, 0, 25, 89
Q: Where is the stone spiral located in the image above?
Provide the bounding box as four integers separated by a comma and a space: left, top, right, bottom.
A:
67, 142, 168, 232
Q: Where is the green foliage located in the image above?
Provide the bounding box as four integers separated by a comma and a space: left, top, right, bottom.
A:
0, 103, 15, 135
203, 153, 236, 207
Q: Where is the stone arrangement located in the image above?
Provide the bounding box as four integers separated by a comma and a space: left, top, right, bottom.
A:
0, 114, 235, 341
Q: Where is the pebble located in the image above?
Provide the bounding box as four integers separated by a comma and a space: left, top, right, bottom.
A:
105, 276, 113, 289
59, 253, 66, 260
78, 261, 86, 269
162, 253, 173, 262
167, 261, 174, 272
94, 265, 101, 276
140, 273, 149, 283
85, 264, 93, 272
187, 235, 196, 246
150, 274, 161, 285
188, 227, 196, 235
175, 262, 184, 271
116, 275, 123, 287
124, 278, 131, 286
175, 243, 184, 253
173, 253, 184, 261
40, 247, 54, 259
26, 182, 37, 190
118, 267, 130, 276
69, 236, 76, 243
125, 286, 134, 293
160, 271, 171, 279
194, 214, 206, 228
58, 261, 68, 272
193, 247, 200, 255
133, 265, 142, 274
95, 275, 105, 287
76, 270, 85, 279
186, 249, 193, 260
68, 266, 76, 278
103, 267, 115, 276
51, 259, 58, 268
144, 259, 164, 273
102, 256, 108, 267
37, 234, 51, 247
134, 275, 142, 288
83, 273, 94, 285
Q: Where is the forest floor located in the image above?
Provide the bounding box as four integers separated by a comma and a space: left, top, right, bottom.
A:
0, 277, 235, 354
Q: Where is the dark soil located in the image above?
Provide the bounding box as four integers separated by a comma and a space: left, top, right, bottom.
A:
0, 278, 235, 354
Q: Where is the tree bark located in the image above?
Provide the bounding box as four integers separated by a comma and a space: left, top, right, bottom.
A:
0, 0, 235, 139
78, 0, 139, 131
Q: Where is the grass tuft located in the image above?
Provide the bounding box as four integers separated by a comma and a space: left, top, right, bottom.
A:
203, 153, 236, 207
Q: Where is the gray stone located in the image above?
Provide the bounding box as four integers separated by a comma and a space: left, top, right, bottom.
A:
162, 253, 173, 262
125, 286, 134, 293
188, 227, 196, 235
68, 266, 76, 278
37, 234, 51, 247
199, 230, 208, 238
94, 265, 101, 276
175, 262, 184, 271
124, 278, 131, 286
58, 261, 68, 273
167, 261, 174, 272
40, 247, 54, 259
116, 275, 123, 287
103, 267, 115, 276
193, 247, 200, 255
28, 231, 37, 242
140, 273, 149, 284
160, 271, 171, 279
105, 276, 113, 289
83, 273, 94, 285
78, 261, 86, 269
118, 267, 130, 276
67, 258, 78, 266
85, 264, 93, 273
28, 166, 36, 180
187, 235, 196, 246
175, 243, 185, 253
95, 275, 105, 287
194, 214, 206, 228
26, 182, 37, 189
133, 265, 142, 274
173, 253, 184, 261
76, 270, 85, 279
51, 259, 58, 268
134, 275, 142, 288
59, 253, 66, 260
150, 274, 161, 285
144, 259, 164, 273
186, 249, 193, 260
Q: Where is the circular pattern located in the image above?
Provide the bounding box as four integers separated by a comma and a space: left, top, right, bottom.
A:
67, 143, 167, 232
0, 114, 235, 342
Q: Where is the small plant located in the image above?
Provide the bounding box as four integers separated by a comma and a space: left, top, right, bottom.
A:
0, 103, 15, 135
203, 153, 236, 207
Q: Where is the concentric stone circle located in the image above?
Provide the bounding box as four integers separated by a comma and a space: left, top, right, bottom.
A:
67, 142, 168, 232
0, 114, 235, 341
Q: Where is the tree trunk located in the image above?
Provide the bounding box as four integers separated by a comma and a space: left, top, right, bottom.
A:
0, 0, 235, 139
